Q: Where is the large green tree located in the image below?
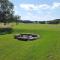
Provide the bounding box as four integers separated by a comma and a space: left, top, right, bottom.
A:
0, 0, 14, 23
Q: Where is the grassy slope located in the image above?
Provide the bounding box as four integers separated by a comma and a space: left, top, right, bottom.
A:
0, 24, 60, 60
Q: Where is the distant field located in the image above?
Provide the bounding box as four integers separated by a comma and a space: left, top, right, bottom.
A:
0, 23, 60, 60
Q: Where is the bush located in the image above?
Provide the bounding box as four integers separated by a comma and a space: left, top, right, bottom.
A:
0, 28, 13, 35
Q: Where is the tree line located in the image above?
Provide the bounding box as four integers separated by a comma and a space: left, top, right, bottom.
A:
19, 19, 60, 24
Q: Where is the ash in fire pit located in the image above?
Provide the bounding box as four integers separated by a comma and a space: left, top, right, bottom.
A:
14, 33, 40, 41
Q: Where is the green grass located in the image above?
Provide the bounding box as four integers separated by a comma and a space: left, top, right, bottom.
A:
0, 23, 60, 60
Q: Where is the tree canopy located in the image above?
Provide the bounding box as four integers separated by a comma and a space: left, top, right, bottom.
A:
0, 0, 15, 23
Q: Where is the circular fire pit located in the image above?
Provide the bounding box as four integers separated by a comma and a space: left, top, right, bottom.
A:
14, 33, 40, 41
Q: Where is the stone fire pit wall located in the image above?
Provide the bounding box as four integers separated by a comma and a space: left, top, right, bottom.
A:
14, 33, 39, 41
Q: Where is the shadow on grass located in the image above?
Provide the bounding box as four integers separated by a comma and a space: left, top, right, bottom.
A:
0, 28, 13, 35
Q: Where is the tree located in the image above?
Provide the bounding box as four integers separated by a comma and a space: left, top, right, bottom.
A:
0, 0, 14, 24
47, 19, 60, 24
13, 15, 21, 25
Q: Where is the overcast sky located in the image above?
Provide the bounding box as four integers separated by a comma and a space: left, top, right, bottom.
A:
10, 0, 60, 21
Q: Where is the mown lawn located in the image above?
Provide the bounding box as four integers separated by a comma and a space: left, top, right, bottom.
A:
0, 23, 60, 60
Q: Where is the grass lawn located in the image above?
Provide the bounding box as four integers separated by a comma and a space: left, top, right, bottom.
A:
0, 23, 60, 60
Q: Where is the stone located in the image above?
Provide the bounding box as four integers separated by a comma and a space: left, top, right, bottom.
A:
14, 33, 40, 41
